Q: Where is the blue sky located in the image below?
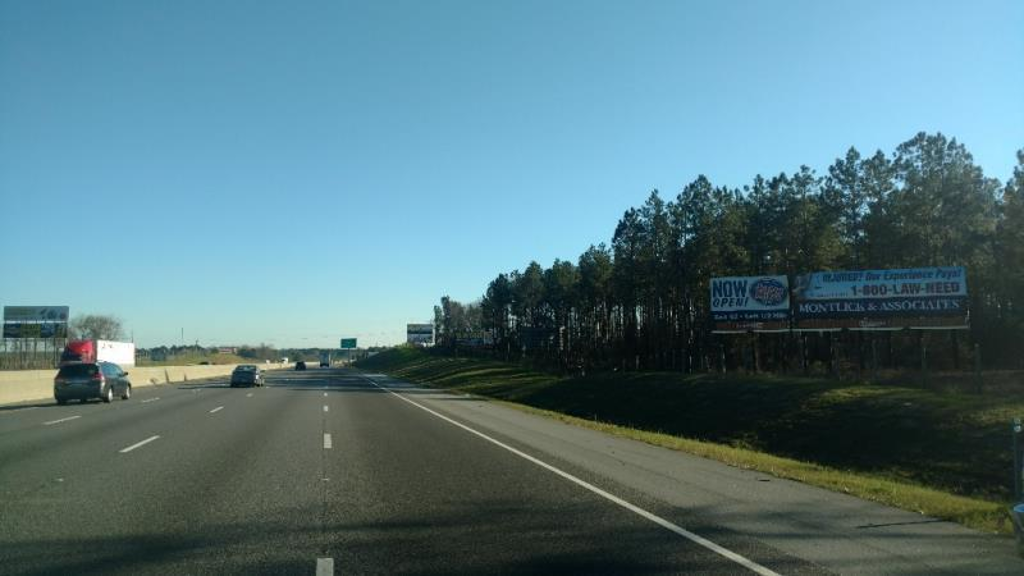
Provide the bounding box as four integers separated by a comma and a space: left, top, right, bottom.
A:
2, 0, 1022, 348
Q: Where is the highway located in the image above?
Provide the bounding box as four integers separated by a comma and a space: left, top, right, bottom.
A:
0, 368, 1020, 575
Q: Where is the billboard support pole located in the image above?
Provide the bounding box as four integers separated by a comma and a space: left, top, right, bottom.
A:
1013, 418, 1022, 501
856, 331, 865, 379
974, 344, 983, 394
796, 333, 804, 376
828, 333, 836, 378
871, 337, 879, 383
951, 330, 960, 371
753, 333, 760, 373
920, 331, 929, 388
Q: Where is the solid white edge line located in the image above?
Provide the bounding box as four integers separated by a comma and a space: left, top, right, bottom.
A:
43, 415, 82, 426
323, 433, 332, 449
316, 557, 334, 575
363, 375, 781, 576
1, 406, 40, 415
120, 435, 161, 453
209, 406, 224, 414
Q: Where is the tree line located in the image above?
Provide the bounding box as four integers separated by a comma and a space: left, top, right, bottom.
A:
434, 132, 1024, 374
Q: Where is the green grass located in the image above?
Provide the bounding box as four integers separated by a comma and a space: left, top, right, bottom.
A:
357, 347, 1024, 534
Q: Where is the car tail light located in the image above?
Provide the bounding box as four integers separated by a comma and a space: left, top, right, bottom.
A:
91, 372, 104, 383
54, 377, 66, 385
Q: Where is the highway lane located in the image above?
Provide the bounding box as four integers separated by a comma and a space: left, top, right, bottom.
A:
0, 367, 1019, 574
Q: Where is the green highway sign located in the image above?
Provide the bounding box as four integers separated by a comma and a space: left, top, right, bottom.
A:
340, 338, 357, 349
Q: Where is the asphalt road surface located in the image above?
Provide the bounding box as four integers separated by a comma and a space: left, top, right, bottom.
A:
0, 368, 1020, 575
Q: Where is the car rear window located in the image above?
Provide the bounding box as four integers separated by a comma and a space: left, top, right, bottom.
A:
235, 365, 256, 371
58, 364, 99, 377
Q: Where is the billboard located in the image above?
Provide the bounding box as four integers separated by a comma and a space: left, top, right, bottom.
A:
3, 306, 69, 322
407, 323, 434, 345
711, 276, 790, 332
456, 330, 494, 348
340, 338, 358, 349
2, 322, 68, 338
793, 266, 968, 330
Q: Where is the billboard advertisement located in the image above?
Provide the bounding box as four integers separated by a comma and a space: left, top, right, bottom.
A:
3, 306, 69, 322
711, 276, 790, 332
793, 266, 968, 330
456, 330, 494, 348
2, 322, 68, 339
406, 323, 434, 345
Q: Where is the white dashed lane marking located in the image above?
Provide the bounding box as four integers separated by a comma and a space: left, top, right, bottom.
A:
43, 415, 81, 426
119, 435, 161, 454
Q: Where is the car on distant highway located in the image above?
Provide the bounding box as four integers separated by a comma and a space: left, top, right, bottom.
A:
230, 365, 265, 387
295, 361, 307, 371
54, 361, 132, 404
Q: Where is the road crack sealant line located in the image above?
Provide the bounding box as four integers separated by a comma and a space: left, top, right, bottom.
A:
359, 374, 781, 576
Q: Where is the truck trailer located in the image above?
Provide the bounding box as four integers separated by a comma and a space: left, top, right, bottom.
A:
61, 340, 136, 368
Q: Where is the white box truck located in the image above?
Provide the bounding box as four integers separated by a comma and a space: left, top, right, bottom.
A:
61, 340, 136, 368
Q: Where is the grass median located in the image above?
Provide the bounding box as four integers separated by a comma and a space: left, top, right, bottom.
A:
356, 347, 1022, 535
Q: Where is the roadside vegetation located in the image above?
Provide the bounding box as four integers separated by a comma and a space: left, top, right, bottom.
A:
431, 134, 1024, 375
136, 352, 257, 367
358, 347, 1021, 534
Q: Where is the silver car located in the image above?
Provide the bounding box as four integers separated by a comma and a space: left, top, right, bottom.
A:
230, 365, 264, 388
54, 362, 132, 404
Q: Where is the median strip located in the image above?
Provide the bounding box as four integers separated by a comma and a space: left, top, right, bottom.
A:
43, 415, 81, 426
119, 435, 160, 454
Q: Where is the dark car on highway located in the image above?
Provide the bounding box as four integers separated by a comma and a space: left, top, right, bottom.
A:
295, 361, 307, 371
54, 361, 132, 404
230, 365, 265, 387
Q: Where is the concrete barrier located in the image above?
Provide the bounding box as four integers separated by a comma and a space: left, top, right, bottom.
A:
0, 363, 288, 406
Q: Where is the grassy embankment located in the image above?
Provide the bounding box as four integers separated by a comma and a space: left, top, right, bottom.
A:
357, 347, 1024, 535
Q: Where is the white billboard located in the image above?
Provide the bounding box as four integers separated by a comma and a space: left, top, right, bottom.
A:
407, 323, 434, 344
793, 266, 968, 330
